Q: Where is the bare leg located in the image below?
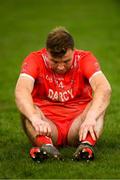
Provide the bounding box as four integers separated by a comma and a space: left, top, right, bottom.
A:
67, 102, 105, 146
21, 106, 58, 146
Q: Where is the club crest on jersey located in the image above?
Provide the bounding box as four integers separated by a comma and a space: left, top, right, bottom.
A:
46, 75, 53, 83
48, 88, 74, 102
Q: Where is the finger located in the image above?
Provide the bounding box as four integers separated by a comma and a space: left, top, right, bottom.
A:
43, 126, 48, 136
47, 126, 52, 137
82, 128, 88, 140
39, 125, 44, 135
89, 126, 96, 141
79, 126, 87, 141
79, 127, 83, 141
34, 125, 40, 133
94, 128, 98, 139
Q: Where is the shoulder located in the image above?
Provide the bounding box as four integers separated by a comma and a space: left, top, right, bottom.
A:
74, 49, 101, 80
74, 49, 93, 60
23, 48, 47, 66
27, 48, 46, 60
20, 48, 47, 79
73, 49, 94, 69
74, 49, 98, 65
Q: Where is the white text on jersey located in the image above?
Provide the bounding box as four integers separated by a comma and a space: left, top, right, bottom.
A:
48, 88, 74, 102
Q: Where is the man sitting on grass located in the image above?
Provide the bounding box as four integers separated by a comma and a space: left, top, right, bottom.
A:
15, 27, 111, 162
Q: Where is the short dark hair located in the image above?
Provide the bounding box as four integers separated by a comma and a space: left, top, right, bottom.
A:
46, 26, 74, 58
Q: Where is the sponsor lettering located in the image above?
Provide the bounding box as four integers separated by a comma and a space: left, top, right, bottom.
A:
48, 88, 74, 102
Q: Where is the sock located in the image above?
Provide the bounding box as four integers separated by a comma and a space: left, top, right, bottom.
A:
81, 132, 96, 146
35, 135, 53, 147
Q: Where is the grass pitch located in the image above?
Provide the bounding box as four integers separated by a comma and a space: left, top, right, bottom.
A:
0, 0, 120, 179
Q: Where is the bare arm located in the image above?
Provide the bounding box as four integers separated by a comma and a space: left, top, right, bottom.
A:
15, 77, 36, 118
15, 76, 51, 136
79, 73, 112, 141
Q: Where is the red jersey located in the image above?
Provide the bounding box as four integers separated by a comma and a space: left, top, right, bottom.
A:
20, 48, 101, 121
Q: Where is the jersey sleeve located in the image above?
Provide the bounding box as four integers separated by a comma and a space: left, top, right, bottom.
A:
20, 53, 39, 79
80, 52, 101, 81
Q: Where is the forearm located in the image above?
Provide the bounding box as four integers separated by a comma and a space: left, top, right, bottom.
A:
86, 85, 111, 121
15, 89, 40, 120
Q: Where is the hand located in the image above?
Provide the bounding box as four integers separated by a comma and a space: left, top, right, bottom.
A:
79, 118, 97, 141
30, 114, 52, 137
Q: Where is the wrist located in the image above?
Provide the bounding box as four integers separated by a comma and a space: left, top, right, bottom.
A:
85, 111, 97, 121
29, 113, 42, 123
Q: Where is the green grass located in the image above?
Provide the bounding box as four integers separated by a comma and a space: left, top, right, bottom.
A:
0, 0, 120, 179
